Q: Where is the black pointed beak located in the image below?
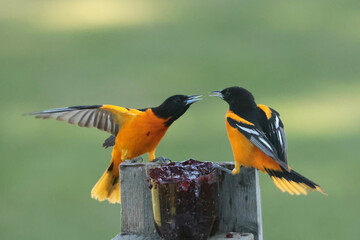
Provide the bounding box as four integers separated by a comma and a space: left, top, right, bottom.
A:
209, 90, 223, 99
185, 95, 202, 105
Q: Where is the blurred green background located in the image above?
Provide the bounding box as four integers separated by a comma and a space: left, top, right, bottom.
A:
1, 0, 359, 239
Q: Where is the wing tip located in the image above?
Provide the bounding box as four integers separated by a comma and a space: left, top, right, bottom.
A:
26, 105, 104, 116
24, 111, 46, 116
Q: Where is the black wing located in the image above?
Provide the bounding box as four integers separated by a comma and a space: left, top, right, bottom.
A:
261, 108, 288, 165
227, 117, 289, 171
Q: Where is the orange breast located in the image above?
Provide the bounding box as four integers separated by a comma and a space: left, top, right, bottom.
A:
226, 111, 281, 172
114, 109, 169, 160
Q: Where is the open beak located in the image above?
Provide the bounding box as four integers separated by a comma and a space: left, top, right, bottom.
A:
209, 90, 223, 99
185, 95, 202, 105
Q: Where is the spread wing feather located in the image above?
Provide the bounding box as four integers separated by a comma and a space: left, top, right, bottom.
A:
29, 105, 135, 136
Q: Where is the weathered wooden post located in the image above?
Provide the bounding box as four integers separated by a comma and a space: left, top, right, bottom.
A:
112, 161, 263, 240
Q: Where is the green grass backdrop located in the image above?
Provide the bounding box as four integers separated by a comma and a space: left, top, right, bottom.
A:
1, 0, 359, 239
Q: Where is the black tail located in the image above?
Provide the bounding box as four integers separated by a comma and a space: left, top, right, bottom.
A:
265, 168, 327, 195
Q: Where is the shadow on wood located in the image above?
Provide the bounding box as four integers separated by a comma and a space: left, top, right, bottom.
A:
113, 162, 262, 240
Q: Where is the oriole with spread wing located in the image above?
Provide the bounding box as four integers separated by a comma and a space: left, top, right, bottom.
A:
29, 95, 202, 203
211, 87, 325, 195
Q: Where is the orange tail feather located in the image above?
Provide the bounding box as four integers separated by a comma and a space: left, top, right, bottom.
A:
266, 168, 326, 196
91, 162, 121, 204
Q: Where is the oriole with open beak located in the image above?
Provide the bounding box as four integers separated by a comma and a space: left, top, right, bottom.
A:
29, 94, 202, 203
211, 87, 325, 195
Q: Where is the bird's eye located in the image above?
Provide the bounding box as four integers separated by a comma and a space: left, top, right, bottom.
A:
174, 98, 181, 103
223, 90, 230, 97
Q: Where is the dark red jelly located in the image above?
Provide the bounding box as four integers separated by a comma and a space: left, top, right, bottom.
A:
226, 233, 234, 238
149, 159, 219, 240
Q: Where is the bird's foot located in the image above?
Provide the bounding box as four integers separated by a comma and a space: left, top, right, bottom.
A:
231, 168, 240, 175
213, 164, 233, 175
152, 156, 172, 164
125, 156, 144, 164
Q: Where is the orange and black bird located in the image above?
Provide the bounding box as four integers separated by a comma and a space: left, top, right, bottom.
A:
29, 94, 202, 203
211, 87, 326, 195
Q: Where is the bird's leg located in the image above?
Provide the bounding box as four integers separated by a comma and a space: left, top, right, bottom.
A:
231, 161, 241, 175
213, 164, 233, 175
124, 156, 144, 164
152, 156, 172, 164
148, 149, 156, 162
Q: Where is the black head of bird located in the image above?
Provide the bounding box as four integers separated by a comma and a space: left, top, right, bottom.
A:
210, 87, 257, 111
152, 95, 202, 126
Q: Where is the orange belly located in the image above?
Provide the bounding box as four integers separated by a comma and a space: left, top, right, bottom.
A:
226, 120, 281, 172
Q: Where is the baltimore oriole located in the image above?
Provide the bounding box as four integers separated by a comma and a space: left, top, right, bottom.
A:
211, 87, 326, 195
29, 94, 202, 203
